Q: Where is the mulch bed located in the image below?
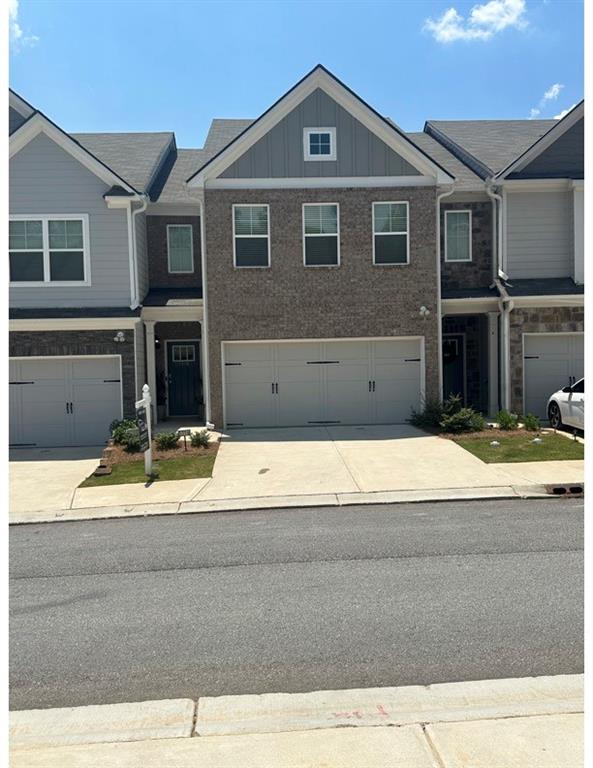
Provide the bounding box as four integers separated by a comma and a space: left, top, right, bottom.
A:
104, 439, 219, 465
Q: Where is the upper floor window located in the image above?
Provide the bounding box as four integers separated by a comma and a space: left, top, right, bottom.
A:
303, 203, 340, 266
167, 224, 194, 273
372, 202, 409, 265
233, 204, 270, 268
9, 215, 89, 285
304, 127, 336, 161
445, 210, 472, 262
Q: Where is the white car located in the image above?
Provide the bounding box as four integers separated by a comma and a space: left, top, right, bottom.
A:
547, 378, 585, 431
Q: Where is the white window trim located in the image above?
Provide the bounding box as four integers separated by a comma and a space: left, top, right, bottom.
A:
9, 214, 91, 287
232, 203, 271, 269
303, 127, 337, 162
302, 202, 340, 267
444, 209, 472, 263
372, 201, 410, 266
166, 224, 194, 274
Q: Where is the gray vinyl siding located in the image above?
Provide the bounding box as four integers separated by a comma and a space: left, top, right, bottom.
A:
9, 106, 28, 134
134, 321, 146, 398
506, 189, 572, 279
9, 132, 132, 308
509, 119, 583, 179
220, 88, 421, 179
135, 210, 149, 302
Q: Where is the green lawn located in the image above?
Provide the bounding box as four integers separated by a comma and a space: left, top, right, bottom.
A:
80, 453, 216, 487
454, 432, 584, 463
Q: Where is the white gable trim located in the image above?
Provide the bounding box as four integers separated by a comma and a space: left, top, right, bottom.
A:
207, 175, 437, 190
9, 90, 35, 119
188, 67, 455, 188
495, 101, 584, 180
9, 113, 138, 194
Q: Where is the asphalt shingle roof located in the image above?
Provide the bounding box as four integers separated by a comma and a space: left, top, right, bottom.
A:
203, 118, 254, 153
406, 132, 481, 189
71, 131, 175, 194
425, 120, 555, 176
505, 278, 584, 297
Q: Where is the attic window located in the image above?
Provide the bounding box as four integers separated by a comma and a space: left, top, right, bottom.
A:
304, 128, 336, 161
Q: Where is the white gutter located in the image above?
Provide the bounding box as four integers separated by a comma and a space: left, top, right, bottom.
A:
198, 195, 211, 425
436, 184, 456, 399
495, 277, 514, 411
131, 195, 149, 309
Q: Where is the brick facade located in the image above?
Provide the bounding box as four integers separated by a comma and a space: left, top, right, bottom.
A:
9, 329, 137, 416
146, 215, 202, 289
204, 186, 440, 426
509, 306, 584, 413
440, 201, 493, 292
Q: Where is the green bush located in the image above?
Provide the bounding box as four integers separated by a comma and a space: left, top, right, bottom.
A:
442, 393, 463, 416
190, 429, 211, 448
522, 413, 540, 431
155, 432, 180, 451
440, 408, 486, 433
122, 428, 141, 453
496, 409, 519, 430
410, 394, 467, 430
110, 419, 138, 445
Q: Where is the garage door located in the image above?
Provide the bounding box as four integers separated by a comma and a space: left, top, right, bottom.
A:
523, 334, 584, 419
9, 357, 123, 447
223, 339, 423, 428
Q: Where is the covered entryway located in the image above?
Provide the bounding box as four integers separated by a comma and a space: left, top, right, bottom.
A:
524, 333, 584, 419
9, 356, 122, 448
166, 340, 201, 417
223, 338, 424, 428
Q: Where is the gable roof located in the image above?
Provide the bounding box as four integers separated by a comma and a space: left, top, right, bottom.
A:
494, 100, 584, 180
9, 88, 35, 120
188, 64, 455, 186
405, 132, 482, 190
204, 118, 254, 153
425, 119, 555, 178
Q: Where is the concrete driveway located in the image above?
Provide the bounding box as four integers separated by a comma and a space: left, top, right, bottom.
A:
200, 424, 514, 501
9, 447, 102, 514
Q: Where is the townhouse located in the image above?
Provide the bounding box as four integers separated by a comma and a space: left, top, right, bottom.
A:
8, 66, 584, 447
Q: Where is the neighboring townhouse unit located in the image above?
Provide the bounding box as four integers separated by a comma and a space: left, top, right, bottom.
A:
8, 66, 584, 447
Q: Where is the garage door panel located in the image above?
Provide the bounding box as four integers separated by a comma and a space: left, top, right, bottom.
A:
225, 343, 274, 364
278, 382, 325, 424
225, 383, 276, 427
524, 334, 583, 419
276, 342, 321, 363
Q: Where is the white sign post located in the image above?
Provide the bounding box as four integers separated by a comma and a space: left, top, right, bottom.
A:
135, 383, 153, 476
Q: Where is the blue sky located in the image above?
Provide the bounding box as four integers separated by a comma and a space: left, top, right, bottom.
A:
9, 0, 583, 147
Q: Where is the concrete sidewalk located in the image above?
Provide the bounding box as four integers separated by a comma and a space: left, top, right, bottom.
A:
10, 675, 583, 767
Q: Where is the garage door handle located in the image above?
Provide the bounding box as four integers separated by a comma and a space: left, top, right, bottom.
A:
524, 356, 539, 360
372, 381, 376, 392
70, 402, 73, 414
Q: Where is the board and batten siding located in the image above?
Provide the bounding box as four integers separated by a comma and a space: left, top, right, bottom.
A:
508, 119, 584, 180
220, 88, 421, 179
9, 132, 132, 308
505, 188, 572, 279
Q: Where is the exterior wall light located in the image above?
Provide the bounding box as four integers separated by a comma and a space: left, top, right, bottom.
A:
419, 306, 430, 318
113, 331, 126, 343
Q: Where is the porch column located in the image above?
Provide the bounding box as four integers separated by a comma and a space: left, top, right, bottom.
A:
487, 312, 499, 418
145, 320, 158, 425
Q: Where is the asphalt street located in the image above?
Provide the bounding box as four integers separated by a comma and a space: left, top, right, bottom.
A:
9, 498, 583, 710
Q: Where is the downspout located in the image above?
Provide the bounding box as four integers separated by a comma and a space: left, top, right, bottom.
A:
486, 182, 507, 412
436, 184, 456, 401
198, 194, 211, 425
130, 194, 149, 309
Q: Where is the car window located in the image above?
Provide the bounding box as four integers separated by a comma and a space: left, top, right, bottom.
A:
572, 379, 584, 393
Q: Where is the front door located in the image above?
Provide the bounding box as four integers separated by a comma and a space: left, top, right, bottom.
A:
167, 342, 200, 417
442, 334, 465, 403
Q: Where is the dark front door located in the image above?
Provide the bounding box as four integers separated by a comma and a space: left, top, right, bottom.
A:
442, 334, 465, 404
167, 342, 201, 416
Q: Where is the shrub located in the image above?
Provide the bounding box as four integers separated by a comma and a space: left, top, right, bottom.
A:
190, 429, 210, 448
522, 413, 540, 432
496, 409, 519, 430
410, 398, 444, 429
111, 419, 138, 445
122, 429, 141, 453
440, 408, 486, 434
442, 393, 463, 416
155, 432, 180, 451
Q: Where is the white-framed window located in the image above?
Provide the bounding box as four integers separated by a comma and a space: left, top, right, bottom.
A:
172, 344, 195, 363
303, 203, 340, 266
9, 214, 90, 286
445, 210, 472, 262
232, 204, 270, 268
372, 202, 409, 265
303, 127, 336, 161
167, 224, 194, 273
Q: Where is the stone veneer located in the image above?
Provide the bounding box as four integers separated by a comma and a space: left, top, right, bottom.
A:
440, 201, 493, 292
204, 186, 440, 426
146, 215, 202, 289
9, 330, 137, 416
509, 306, 584, 414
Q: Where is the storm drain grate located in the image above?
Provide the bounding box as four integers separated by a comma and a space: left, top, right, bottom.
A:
545, 484, 584, 497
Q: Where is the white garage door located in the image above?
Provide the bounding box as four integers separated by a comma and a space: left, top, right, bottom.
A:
223, 339, 423, 428
524, 334, 584, 419
9, 357, 123, 447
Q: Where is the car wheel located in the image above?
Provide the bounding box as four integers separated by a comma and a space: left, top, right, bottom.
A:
548, 401, 562, 429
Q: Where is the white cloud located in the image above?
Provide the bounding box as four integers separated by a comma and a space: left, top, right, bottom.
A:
528, 83, 565, 118
424, 0, 527, 43
9, 0, 39, 51
554, 103, 577, 120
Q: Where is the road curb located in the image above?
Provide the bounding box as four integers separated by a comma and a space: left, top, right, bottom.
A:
9, 675, 583, 750
9, 483, 564, 525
